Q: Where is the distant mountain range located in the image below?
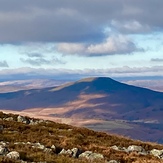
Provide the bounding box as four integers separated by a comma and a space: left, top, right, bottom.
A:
0, 79, 67, 93
0, 77, 163, 143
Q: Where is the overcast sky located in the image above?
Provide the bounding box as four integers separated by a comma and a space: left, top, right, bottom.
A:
0, 0, 163, 80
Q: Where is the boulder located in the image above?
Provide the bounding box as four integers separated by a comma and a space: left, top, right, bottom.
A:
71, 148, 81, 158
59, 148, 73, 156
79, 151, 92, 159
110, 145, 120, 151
6, 151, 20, 160
5, 117, 14, 121
127, 145, 144, 153
79, 151, 104, 160
0, 145, 8, 155
107, 160, 119, 163
0, 142, 7, 146
17, 115, 30, 124
34, 142, 45, 150
44, 148, 53, 153
150, 149, 163, 158
59, 148, 67, 155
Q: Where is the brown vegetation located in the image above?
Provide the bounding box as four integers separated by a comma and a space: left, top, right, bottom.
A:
0, 112, 163, 162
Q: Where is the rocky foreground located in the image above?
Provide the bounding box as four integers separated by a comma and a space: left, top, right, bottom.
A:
0, 112, 163, 163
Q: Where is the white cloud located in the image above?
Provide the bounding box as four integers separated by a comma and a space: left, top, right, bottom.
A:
57, 43, 85, 55
57, 35, 142, 56
87, 35, 137, 55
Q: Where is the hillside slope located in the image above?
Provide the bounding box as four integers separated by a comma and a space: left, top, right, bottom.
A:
0, 112, 163, 163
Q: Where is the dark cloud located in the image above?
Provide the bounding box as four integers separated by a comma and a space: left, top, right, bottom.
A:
0, 0, 163, 43
0, 61, 9, 67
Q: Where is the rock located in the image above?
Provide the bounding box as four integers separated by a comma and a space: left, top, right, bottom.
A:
68, 129, 73, 131
14, 142, 25, 145
66, 149, 73, 156
0, 145, 8, 155
110, 145, 120, 151
59, 148, 73, 156
34, 143, 45, 150
0, 125, 4, 133
0, 142, 7, 146
17, 115, 30, 124
44, 148, 53, 153
29, 119, 35, 125
79, 151, 92, 159
26, 142, 32, 145
89, 152, 104, 160
79, 151, 104, 160
38, 119, 45, 123
71, 148, 81, 158
107, 160, 119, 163
138, 151, 148, 156
5, 117, 14, 121
59, 148, 67, 155
51, 145, 56, 149
6, 151, 20, 160
127, 145, 145, 153
150, 149, 163, 158
59, 148, 81, 157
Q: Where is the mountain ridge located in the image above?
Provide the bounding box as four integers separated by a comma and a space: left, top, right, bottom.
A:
0, 77, 163, 143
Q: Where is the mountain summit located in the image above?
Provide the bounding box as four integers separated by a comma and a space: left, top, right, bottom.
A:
0, 77, 163, 143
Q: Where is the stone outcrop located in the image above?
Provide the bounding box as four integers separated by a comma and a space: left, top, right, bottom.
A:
127, 145, 145, 153
1, 113, 163, 162
6, 151, 20, 160
0, 145, 8, 155
79, 150, 104, 161
17, 115, 30, 124
150, 149, 163, 159
107, 160, 119, 163
59, 148, 81, 158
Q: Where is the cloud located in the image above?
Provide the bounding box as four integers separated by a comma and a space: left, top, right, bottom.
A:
151, 58, 163, 62
57, 43, 85, 55
111, 20, 150, 33
57, 35, 143, 56
25, 53, 44, 58
86, 35, 142, 56
20, 50, 65, 66
0, 61, 9, 67
0, 0, 163, 43
0, 66, 163, 81
20, 57, 65, 66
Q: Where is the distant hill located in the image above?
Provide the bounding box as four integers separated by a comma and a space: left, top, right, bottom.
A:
0, 77, 163, 143
0, 79, 67, 93
123, 79, 163, 92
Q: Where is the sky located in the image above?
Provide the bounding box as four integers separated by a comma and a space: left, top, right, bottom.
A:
0, 0, 163, 81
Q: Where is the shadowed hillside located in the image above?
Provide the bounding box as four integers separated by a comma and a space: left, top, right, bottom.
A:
0, 77, 162, 120
0, 77, 163, 143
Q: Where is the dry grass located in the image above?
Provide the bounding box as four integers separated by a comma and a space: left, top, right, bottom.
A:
0, 112, 163, 162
